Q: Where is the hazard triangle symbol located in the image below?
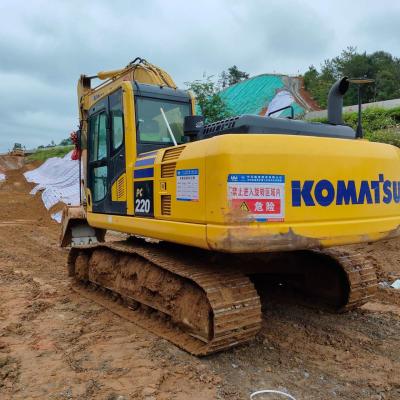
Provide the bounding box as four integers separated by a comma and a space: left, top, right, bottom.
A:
240, 201, 250, 212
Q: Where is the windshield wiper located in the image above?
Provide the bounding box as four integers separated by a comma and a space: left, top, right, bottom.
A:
160, 107, 177, 146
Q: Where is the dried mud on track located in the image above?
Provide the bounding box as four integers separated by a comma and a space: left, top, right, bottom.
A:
1, 163, 400, 399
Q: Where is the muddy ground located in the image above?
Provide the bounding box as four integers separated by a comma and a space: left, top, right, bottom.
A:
0, 161, 400, 400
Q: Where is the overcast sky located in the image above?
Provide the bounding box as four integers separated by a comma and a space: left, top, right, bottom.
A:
1, 0, 400, 152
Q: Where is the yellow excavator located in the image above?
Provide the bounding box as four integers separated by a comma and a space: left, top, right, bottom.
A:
61, 58, 400, 355
9, 143, 25, 157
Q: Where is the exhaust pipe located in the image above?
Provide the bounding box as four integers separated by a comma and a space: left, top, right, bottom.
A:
327, 77, 349, 125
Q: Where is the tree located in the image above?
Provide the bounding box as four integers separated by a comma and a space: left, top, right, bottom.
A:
304, 65, 333, 108
186, 77, 232, 123
303, 47, 400, 107
59, 138, 72, 146
186, 65, 250, 122
220, 65, 249, 88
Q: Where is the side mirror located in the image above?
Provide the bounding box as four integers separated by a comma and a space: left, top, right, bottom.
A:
184, 115, 204, 141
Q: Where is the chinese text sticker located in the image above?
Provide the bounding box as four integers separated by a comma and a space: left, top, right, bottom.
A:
176, 169, 199, 201
227, 174, 285, 221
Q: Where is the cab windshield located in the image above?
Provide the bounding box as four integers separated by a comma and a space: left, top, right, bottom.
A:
136, 97, 191, 145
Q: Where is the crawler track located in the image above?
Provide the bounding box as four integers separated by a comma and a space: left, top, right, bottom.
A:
68, 239, 262, 356
323, 248, 378, 311
67, 240, 377, 355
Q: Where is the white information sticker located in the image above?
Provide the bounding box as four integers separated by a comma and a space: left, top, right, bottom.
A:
227, 174, 285, 222
176, 169, 199, 201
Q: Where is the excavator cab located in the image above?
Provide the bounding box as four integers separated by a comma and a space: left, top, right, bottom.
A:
62, 61, 195, 246
85, 83, 193, 217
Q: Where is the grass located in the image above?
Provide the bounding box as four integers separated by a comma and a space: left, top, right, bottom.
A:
366, 127, 400, 147
27, 145, 74, 162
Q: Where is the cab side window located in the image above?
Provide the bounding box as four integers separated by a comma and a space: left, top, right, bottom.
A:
92, 165, 108, 202
109, 90, 124, 152
89, 112, 108, 161
89, 111, 108, 202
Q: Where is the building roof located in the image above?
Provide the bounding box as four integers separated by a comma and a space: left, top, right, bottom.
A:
219, 74, 317, 118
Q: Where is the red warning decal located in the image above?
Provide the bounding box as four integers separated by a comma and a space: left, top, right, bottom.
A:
228, 174, 285, 222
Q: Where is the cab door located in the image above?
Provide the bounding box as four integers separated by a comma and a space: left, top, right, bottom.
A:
87, 99, 109, 214
107, 89, 126, 214
87, 89, 126, 214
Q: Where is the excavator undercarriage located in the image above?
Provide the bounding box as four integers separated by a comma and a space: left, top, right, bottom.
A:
67, 238, 377, 356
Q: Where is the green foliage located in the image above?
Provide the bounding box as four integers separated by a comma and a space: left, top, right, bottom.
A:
304, 47, 400, 107
386, 106, 400, 122
311, 107, 397, 133
304, 65, 333, 108
355, 108, 395, 131
366, 128, 400, 147
59, 137, 72, 146
186, 78, 232, 123
310, 107, 400, 147
220, 65, 249, 88
186, 65, 249, 123
27, 145, 74, 162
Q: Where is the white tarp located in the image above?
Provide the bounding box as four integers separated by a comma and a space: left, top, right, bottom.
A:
51, 211, 63, 223
24, 151, 80, 215
391, 279, 400, 289
265, 90, 294, 118
0, 173, 5, 181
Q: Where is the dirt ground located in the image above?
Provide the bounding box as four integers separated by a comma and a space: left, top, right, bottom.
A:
1, 160, 400, 400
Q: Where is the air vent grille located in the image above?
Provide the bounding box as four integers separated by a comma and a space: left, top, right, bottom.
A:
162, 146, 185, 162
161, 195, 171, 215
202, 116, 240, 137
161, 162, 176, 178
116, 175, 126, 200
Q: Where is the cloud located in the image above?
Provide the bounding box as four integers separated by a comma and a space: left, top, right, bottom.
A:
356, 7, 400, 54
0, 0, 399, 152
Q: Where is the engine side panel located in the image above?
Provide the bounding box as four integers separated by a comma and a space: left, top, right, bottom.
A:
205, 134, 400, 251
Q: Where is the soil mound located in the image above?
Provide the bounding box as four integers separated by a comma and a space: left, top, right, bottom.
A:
0, 155, 25, 172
